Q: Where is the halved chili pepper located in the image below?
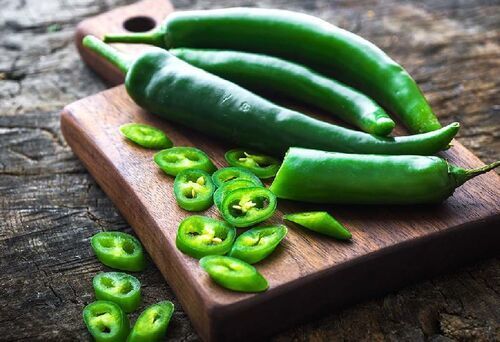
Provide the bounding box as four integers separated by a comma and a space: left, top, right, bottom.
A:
200, 255, 268, 292
284, 211, 352, 240
119, 123, 172, 149
229, 225, 287, 264
83, 300, 130, 342
212, 166, 262, 188
154, 146, 216, 176
225, 149, 280, 179
174, 169, 215, 211
127, 301, 174, 342
213, 179, 257, 210
92, 272, 141, 313
220, 187, 277, 228
176, 215, 236, 259
91, 232, 146, 272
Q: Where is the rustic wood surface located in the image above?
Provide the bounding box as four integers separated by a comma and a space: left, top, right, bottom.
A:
1, 0, 499, 341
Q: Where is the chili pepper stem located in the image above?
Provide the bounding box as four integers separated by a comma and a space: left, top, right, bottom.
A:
104, 29, 165, 47
82, 35, 131, 74
453, 161, 500, 186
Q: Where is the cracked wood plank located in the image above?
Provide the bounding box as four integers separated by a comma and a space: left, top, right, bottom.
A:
0, 0, 498, 341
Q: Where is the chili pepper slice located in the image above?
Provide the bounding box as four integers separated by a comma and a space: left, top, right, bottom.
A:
200, 255, 268, 292
174, 169, 215, 211
229, 225, 287, 264
224, 149, 280, 179
213, 179, 257, 210
212, 166, 262, 188
176, 215, 236, 259
154, 147, 216, 176
92, 272, 141, 313
221, 187, 277, 228
127, 301, 175, 342
91, 232, 146, 272
83, 300, 130, 342
284, 211, 352, 240
119, 123, 172, 149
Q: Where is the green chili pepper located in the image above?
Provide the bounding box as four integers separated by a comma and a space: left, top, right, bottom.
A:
104, 8, 441, 134
284, 212, 351, 240
224, 149, 280, 179
174, 169, 215, 211
91, 232, 146, 272
127, 301, 174, 342
83, 36, 459, 157
119, 123, 172, 149
176, 215, 236, 259
213, 179, 257, 210
171, 48, 395, 136
212, 167, 262, 188
83, 300, 130, 342
229, 225, 287, 264
154, 146, 216, 176
199, 255, 269, 292
93, 272, 141, 313
220, 187, 277, 228
270, 147, 500, 204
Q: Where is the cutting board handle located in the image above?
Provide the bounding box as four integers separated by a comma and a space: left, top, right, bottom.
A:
75, 0, 174, 85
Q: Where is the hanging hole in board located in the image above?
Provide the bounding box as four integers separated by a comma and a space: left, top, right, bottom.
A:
123, 16, 156, 32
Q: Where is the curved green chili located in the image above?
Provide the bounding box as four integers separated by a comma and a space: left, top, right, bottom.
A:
93, 272, 141, 313
91, 231, 146, 272
200, 255, 269, 292
83, 36, 459, 157
270, 147, 500, 204
229, 225, 287, 264
119, 123, 172, 149
154, 146, 216, 176
83, 300, 130, 342
104, 8, 440, 133
128, 301, 174, 342
174, 169, 215, 211
224, 149, 280, 179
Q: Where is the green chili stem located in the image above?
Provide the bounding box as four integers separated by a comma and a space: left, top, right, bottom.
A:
104, 29, 165, 47
454, 161, 499, 186
82, 35, 131, 74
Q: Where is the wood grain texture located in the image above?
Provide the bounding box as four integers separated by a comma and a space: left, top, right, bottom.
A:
2, 0, 500, 341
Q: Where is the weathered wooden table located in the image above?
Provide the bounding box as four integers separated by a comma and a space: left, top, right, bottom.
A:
1, 0, 498, 341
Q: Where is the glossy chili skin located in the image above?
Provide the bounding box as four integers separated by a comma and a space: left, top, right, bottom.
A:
220, 187, 277, 227
127, 301, 174, 342
171, 49, 395, 136
91, 232, 146, 272
270, 148, 500, 204
104, 8, 440, 134
212, 167, 262, 188
174, 169, 215, 211
176, 215, 236, 259
83, 300, 130, 342
154, 147, 216, 176
93, 272, 141, 313
119, 123, 172, 149
229, 225, 287, 264
213, 179, 257, 210
199, 255, 268, 292
284, 212, 351, 240
224, 149, 280, 179
82, 36, 459, 157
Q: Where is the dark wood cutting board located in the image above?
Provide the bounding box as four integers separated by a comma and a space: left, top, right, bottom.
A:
63, 1, 500, 340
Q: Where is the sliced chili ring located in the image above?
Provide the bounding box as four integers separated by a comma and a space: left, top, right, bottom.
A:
119, 123, 173, 149
91, 231, 146, 272
83, 300, 130, 342
174, 169, 215, 211
200, 255, 269, 292
220, 187, 277, 227
92, 272, 141, 313
176, 215, 236, 259
284, 211, 352, 240
154, 147, 216, 176
127, 301, 174, 342
213, 179, 257, 210
211, 166, 262, 188
225, 149, 281, 179
229, 225, 287, 264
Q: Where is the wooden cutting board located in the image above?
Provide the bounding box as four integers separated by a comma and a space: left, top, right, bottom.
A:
63, 1, 500, 340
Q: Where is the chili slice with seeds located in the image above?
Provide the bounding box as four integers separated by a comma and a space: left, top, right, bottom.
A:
229, 225, 287, 264
127, 301, 174, 342
225, 149, 280, 179
91, 231, 146, 272
92, 272, 141, 313
83, 300, 130, 342
174, 169, 215, 211
154, 146, 216, 176
213, 179, 257, 210
211, 166, 262, 188
119, 123, 172, 149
